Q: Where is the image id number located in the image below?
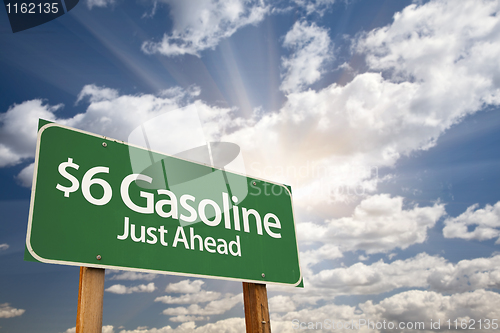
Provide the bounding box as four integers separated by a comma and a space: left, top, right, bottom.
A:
6, 2, 59, 14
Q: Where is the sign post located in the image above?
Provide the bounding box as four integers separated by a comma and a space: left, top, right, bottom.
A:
76, 267, 105, 333
243, 282, 271, 333
26, 121, 302, 332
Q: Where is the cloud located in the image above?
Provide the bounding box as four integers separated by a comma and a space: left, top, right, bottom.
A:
0, 244, 9, 251
7, 0, 500, 208
141, 0, 268, 57
292, 0, 336, 16
118, 318, 245, 332
169, 315, 209, 323
155, 291, 221, 304
76, 84, 119, 103
299, 243, 343, 277
224, 0, 500, 207
85, 0, 115, 10
0, 85, 232, 186
306, 253, 500, 297
268, 295, 296, 313
360, 289, 500, 331
3, 0, 500, 217
63, 325, 114, 333
297, 194, 445, 254
15, 162, 34, 188
165, 279, 205, 294
308, 253, 445, 295
108, 271, 158, 281
0, 303, 25, 318
273, 289, 500, 333
162, 293, 243, 318
280, 21, 332, 93
427, 255, 500, 293
0, 100, 60, 167
443, 201, 500, 243
105, 282, 156, 294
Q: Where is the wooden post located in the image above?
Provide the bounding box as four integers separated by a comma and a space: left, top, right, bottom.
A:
243, 282, 271, 333
76, 267, 105, 333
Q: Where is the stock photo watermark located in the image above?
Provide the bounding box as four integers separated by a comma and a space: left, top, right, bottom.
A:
249, 162, 379, 200
291, 318, 499, 330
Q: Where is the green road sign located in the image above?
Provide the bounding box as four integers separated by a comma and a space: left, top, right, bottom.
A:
26, 121, 302, 286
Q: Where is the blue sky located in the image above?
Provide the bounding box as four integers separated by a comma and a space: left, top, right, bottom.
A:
1, 0, 500, 332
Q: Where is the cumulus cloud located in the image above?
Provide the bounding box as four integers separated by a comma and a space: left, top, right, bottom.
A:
427, 255, 500, 293
141, 0, 268, 57
443, 201, 500, 243
7, 0, 500, 207
269, 295, 296, 313
308, 253, 445, 295
0, 303, 25, 318
306, 253, 500, 297
361, 289, 500, 332
224, 0, 500, 208
299, 243, 343, 277
0, 85, 233, 186
76, 84, 119, 103
298, 194, 445, 254
108, 271, 158, 281
280, 21, 332, 93
155, 291, 221, 304
165, 279, 205, 294
169, 315, 209, 323
0, 244, 9, 251
162, 293, 243, 320
15, 162, 34, 188
105, 282, 156, 294
0, 100, 60, 167
156, 280, 238, 321
118, 318, 245, 333
273, 289, 500, 333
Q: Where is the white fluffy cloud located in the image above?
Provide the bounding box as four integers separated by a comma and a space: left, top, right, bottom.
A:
100, 288, 500, 332
268, 295, 296, 313
157, 280, 239, 322
105, 282, 156, 294
224, 0, 500, 207
305, 253, 500, 297
443, 201, 500, 243
165, 280, 205, 294
142, 0, 268, 57
308, 253, 444, 295
118, 318, 245, 333
280, 21, 332, 93
0, 303, 25, 318
298, 194, 445, 254
361, 289, 500, 332
273, 289, 500, 333
162, 293, 242, 321
427, 255, 500, 293
7, 0, 500, 204
0, 84, 233, 187
15, 162, 34, 187
155, 291, 221, 304
0, 100, 60, 167
0, 244, 9, 251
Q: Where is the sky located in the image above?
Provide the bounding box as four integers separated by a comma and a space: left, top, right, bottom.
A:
1, 0, 500, 332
